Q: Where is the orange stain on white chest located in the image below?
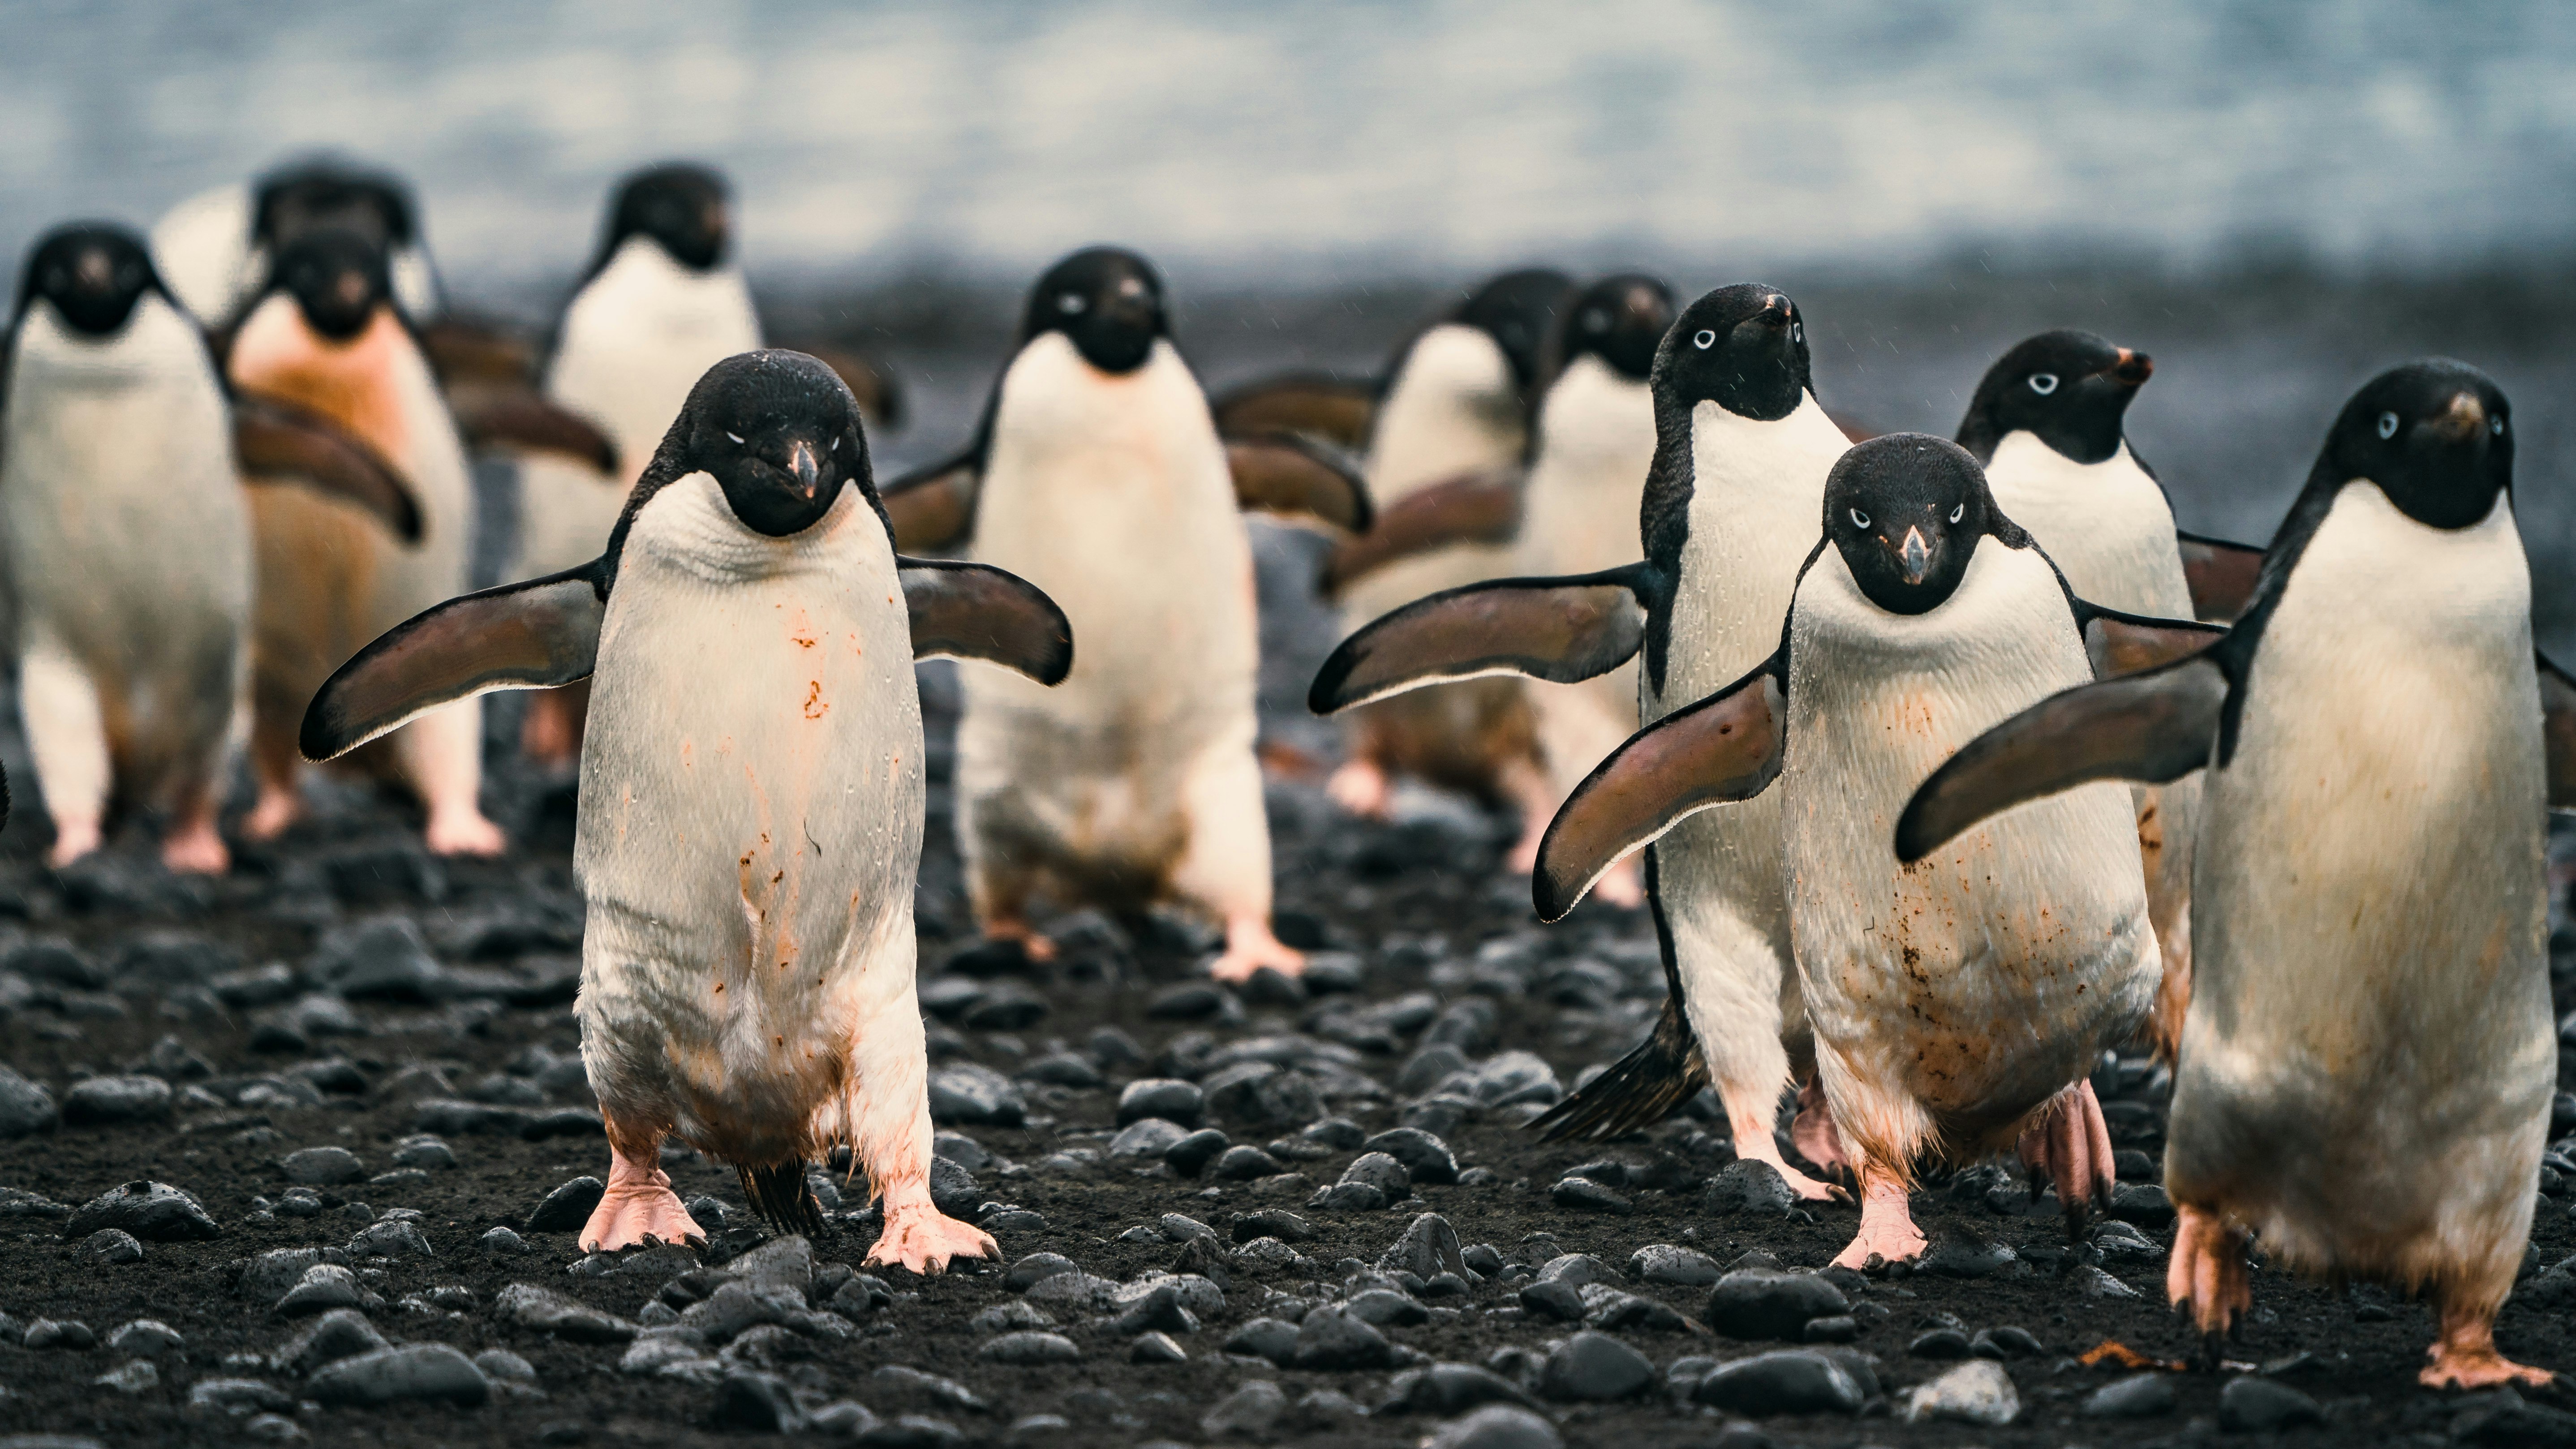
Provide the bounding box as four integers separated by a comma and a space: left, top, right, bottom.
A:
228, 304, 416, 467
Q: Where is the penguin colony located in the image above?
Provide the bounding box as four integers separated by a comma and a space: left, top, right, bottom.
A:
0, 154, 2561, 1387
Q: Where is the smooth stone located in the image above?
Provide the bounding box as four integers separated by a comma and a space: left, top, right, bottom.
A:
1537, 1253, 1617, 1288
1223, 1317, 1299, 1365
1629, 1243, 1722, 1287
1203, 1062, 1322, 1129
481, 1226, 532, 1256
1517, 1280, 1585, 1323
1131, 1331, 1188, 1364
525, 1176, 606, 1233
1970, 1325, 2046, 1359
1107, 1118, 1190, 1158
1212, 1145, 1285, 1182
1703, 1160, 1800, 1216
1909, 1328, 1974, 1359
2219, 1376, 2324, 1432
276, 1265, 372, 1316
1346, 1289, 1431, 1327
1704, 1269, 1849, 1341
1294, 1305, 1394, 1370
308, 1343, 492, 1406
1165, 1128, 1231, 1178
94, 1359, 159, 1393
1693, 1350, 1866, 1416
1004, 1252, 1078, 1292
1338, 1151, 1411, 1198
1363, 1127, 1460, 1185
1917, 1234, 2019, 1279
711, 1368, 808, 1432
0, 1065, 61, 1137
1200, 1380, 1287, 1437
274, 1309, 389, 1375
20, 1318, 96, 1350
1424, 1405, 1564, 1449
928, 1063, 1028, 1127
494, 1283, 640, 1343
1111, 1283, 1202, 1336
62, 1075, 171, 1127
1380, 1211, 1469, 1280
82, 1228, 143, 1264
2083, 1372, 2179, 1419
1234, 1207, 1316, 1243
1549, 1177, 1631, 1214
280, 1146, 367, 1185
979, 1331, 1080, 1364
1903, 1359, 2019, 1425
347, 1219, 434, 1259
236, 1247, 347, 1302
106, 1320, 185, 1355
63, 1180, 217, 1242
1383, 1362, 1540, 1415
1537, 1331, 1653, 1401
1158, 1213, 1216, 1243
1117, 1079, 1205, 1127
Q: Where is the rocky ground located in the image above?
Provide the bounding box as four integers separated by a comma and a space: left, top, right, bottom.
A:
2, 667, 2576, 1449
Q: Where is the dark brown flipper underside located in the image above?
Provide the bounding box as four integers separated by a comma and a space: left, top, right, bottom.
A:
2176, 531, 2264, 624
300, 568, 605, 761
1208, 371, 1376, 451
1225, 431, 1372, 532
1319, 468, 1520, 596
232, 391, 425, 542
1307, 566, 1653, 715
899, 559, 1073, 685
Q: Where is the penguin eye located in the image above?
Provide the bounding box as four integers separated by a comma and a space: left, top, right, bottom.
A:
1849, 508, 1870, 528
1790, 322, 1803, 344
2028, 373, 2059, 395
2377, 411, 2400, 440
1948, 504, 1964, 524
1692, 329, 1716, 349
2492, 415, 2507, 437
726, 431, 745, 446
1058, 293, 1086, 315
829, 436, 840, 452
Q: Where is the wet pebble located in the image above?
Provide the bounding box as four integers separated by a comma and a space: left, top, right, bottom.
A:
1628, 1243, 1721, 1286
1903, 1358, 2019, 1425
106, 1320, 184, 1356
1704, 1269, 1849, 1341
525, 1175, 605, 1233
275, 1308, 389, 1374
1200, 1379, 1286, 1437
494, 1283, 639, 1343
1363, 1127, 1460, 1185
2219, 1376, 2324, 1432
928, 1063, 1028, 1127
1211, 1144, 1283, 1181
1702, 1160, 1801, 1216
1423, 1404, 1564, 1449
1693, 1350, 1866, 1416
1165, 1128, 1231, 1177
82, 1228, 142, 1264
277, 1264, 376, 1316
1117, 1078, 1204, 1127
0, 1064, 61, 1137
1107, 1117, 1189, 1158
1223, 1317, 1299, 1365
480, 1225, 532, 1256
2083, 1372, 2179, 1418
1548, 1176, 1631, 1213
21, 1318, 95, 1350
1294, 1304, 1395, 1370
981, 1330, 1081, 1364
280, 1146, 367, 1185
94, 1359, 159, 1393
64, 1180, 218, 1242
1131, 1331, 1188, 1363
1536, 1331, 1653, 1401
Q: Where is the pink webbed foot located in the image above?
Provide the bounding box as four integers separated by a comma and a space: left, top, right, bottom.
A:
243, 784, 303, 843
865, 1200, 998, 1276
1326, 758, 1394, 820
44, 817, 102, 870
160, 812, 230, 875
2422, 1295, 2552, 1389
1733, 1127, 1846, 1204
424, 807, 506, 858
580, 1138, 705, 1253
2166, 1202, 2251, 1362
1831, 1168, 1927, 1271
1790, 1075, 1852, 1186
1208, 914, 1304, 983
2017, 1078, 2119, 1233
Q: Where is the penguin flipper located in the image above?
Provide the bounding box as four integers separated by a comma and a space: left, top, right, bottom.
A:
445, 382, 621, 475
2176, 531, 2264, 623
2077, 603, 2227, 679
899, 559, 1073, 685
880, 451, 981, 553
2538, 651, 2576, 812
1895, 654, 2227, 864
1307, 563, 1657, 714
417, 314, 540, 387
1224, 432, 1372, 532
232, 392, 425, 542
300, 568, 606, 761
1319, 468, 1520, 595
1534, 661, 1786, 922
1208, 370, 1376, 451
1528, 993, 1709, 1141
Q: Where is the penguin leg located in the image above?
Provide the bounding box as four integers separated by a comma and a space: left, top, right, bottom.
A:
520, 679, 589, 772
1789, 1075, 1852, 1184
852, 957, 998, 1276
160, 785, 230, 876
17, 639, 110, 868
1673, 908, 1840, 1202
1834, 1164, 1929, 1272
395, 700, 505, 856
2166, 1202, 2251, 1361
2015, 1079, 2118, 1234
244, 692, 308, 842
2422, 1282, 2552, 1389
580, 1117, 705, 1253
1497, 749, 1557, 877
1172, 735, 1303, 982
957, 795, 1058, 964
2140, 780, 2200, 1062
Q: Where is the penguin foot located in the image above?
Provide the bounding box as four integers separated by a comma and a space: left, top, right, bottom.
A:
2423, 1301, 2551, 1389
579, 1168, 705, 1253
977, 921, 1058, 964
159, 817, 230, 875
43, 817, 101, 870
424, 808, 507, 857
244, 785, 304, 842
2166, 1202, 2250, 1350
1789, 1076, 1852, 1185
1325, 758, 1394, 819
864, 1201, 998, 1276
2017, 1079, 2118, 1232
1830, 1170, 1926, 1269
1737, 1131, 1847, 1203
1207, 917, 1305, 982
1504, 816, 1545, 876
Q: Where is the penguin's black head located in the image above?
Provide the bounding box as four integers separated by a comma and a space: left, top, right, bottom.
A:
1559, 274, 1674, 383
1957, 329, 2151, 465
1825, 434, 2013, 615
269, 228, 392, 342
2322, 359, 2512, 530
671, 350, 871, 538
604, 163, 731, 273
254, 158, 418, 253
1023, 247, 1165, 375
17, 223, 163, 336
1453, 268, 1574, 390
1653, 284, 1814, 421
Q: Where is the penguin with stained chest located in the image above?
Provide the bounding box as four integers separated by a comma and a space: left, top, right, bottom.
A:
876, 247, 1369, 981
1, 223, 419, 872
301, 349, 1071, 1265
1902, 361, 2568, 1385
227, 226, 506, 854
512, 163, 765, 767
1538, 433, 2214, 1266
1311, 284, 1857, 1196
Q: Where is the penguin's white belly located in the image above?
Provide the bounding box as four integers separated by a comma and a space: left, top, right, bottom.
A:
2173, 485, 2550, 1280
959, 337, 1256, 868
1342, 323, 1524, 624
1983, 434, 2193, 619
1516, 358, 1653, 789
576, 477, 921, 1159
367, 343, 476, 627
1784, 545, 2155, 1154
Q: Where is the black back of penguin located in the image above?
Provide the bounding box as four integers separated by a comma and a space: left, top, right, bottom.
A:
15, 223, 169, 337
1821, 434, 2030, 616
587, 162, 732, 279
1019, 247, 1167, 375
1956, 329, 2154, 465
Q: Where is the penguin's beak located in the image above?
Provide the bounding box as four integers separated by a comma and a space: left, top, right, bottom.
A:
2107, 348, 2153, 387
1899, 526, 1933, 585
786, 439, 822, 497
2428, 391, 2487, 443
1758, 294, 1792, 326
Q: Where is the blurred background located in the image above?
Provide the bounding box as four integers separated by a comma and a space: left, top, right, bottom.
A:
5, 0, 2572, 633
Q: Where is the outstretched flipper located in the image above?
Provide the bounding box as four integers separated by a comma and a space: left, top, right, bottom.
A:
2078, 604, 2228, 680
417, 314, 540, 387
1309, 563, 1660, 715
233, 392, 424, 542
301, 567, 606, 761
2541, 651, 2576, 811
1320, 468, 1520, 594
445, 381, 621, 474
1534, 658, 1786, 922
899, 559, 1073, 685
879, 451, 980, 553
1895, 652, 2228, 864
2176, 531, 2264, 623
1225, 431, 1372, 532
1209, 370, 1376, 450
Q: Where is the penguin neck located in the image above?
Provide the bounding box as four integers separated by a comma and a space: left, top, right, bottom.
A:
1533, 354, 1652, 473
626, 471, 875, 587
7, 293, 207, 394
1794, 536, 2075, 682
227, 294, 420, 468
572, 236, 754, 329
1982, 430, 2189, 618
1367, 322, 1522, 497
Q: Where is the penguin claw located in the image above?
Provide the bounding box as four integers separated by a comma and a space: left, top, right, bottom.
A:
864, 1203, 998, 1276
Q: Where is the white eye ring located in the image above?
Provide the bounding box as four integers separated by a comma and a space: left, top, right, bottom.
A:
1693, 329, 1716, 349
1849, 508, 1869, 528
726, 431, 745, 445
2029, 373, 2059, 395
1790, 322, 1803, 344
829, 436, 840, 451
2492, 415, 2507, 436
1948, 504, 1964, 524
1058, 293, 1086, 314
2378, 411, 2400, 439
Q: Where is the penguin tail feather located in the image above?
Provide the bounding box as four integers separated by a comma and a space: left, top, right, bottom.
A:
1528, 996, 1708, 1142
736, 1159, 824, 1237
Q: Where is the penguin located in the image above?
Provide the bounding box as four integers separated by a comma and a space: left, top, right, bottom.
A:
1322, 269, 1571, 828
1900, 361, 2565, 1387
1, 222, 419, 873
301, 349, 1071, 1268
1537, 433, 2215, 1266
227, 226, 505, 854
1310, 284, 1856, 1196
512, 163, 765, 767
876, 247, 1369, 980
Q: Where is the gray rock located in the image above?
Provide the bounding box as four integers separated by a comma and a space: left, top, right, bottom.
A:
494, 1283, 640, 1343
1904, 1359, 2018, 1425
187, 1377, 297, 1414
1165, 1128, 1231, 1177
346, 1219, 433, 1259
1918, 1233, 2019, 1278
1363, 1127, 1460, 1184
1204, 1062, 1322, 1128
1703, 1159, 1801, 1215
726, 1234, 815, 1291
1383, 1362, 1540, 1415
64, 1180, 218, 1241
712, 1368, 809, 1432
1232, 1207, 1316, 1243
1970, 1325, 2045, 1359
2083, 1372, 2178, 1418
1131, 1331, 1188, 1363
929, 1063, 1027, 1126
307, 1343, 491, 1406
1705, 1269, 1849, 1341
1693, 1350, 1866, 1416
276, 1264, 373, 1316
1550, 1176, 1631, 1213
679, 1280, 810, 1343
280, 1146, 367, 1186
1022, 1270, 1119, 1313
1212, 1144, 1285, 1181
1158, 1213, 1216, 1243
1337, 1151, 1411, 1198
1345, 1289, 1430, 1327
1398, 1045, 1472, 1096
1294, 1304, 1395, 1370
273, 1309, 388, 1375
980, 1331, 1080, 1364
1424, 1405, 1564, 1449
20, 1318, 95, 1350
1579, 1285, 1696, 1333
479, 1225, 530, 1256
869, 1364, 989, 1415
1380, 1211, 1469, 1280
1538, 1331, 1654, 1401
2218, 1376, 2323, 1432
969, 1301, 1055, 1333
1223, 1316, 1300, 1365
106, 1320, 184, 1356
1630, 1243, 1722, 1286
1111, 1283, 1202, 1336
1518, 1279, 1585, 1322
242, 1412, 303, 1441
1107, 1117, 1190, 1158
308, 917, 448, 1002
1117, 1079, 1205, 1127
1200, 1380, 1287, 1437
473, 1349, 536, 1385
1908, 1328, 1972, 1359
390, 1135, 457, 1170
0, 1065, 60, 1137
0, 1186, 70, 1221
1004, 1251, 1078, 1291
525, 1175, 605, 1232
2072, 1264, 2144, 1299
94, 1359, 159, 1393
82, 1228, 142, 1264
236, 1247, 347, 1302
61, 1075, 171, 1127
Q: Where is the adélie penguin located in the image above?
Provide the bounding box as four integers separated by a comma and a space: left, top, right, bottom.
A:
301, 350, 1072, 1267
1901, 361, 2567, 1386
1, 223, 418, 872
1310, 284, 1856, 1197
1535, 433, 2216, 1267
877, 247, 1370, 981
